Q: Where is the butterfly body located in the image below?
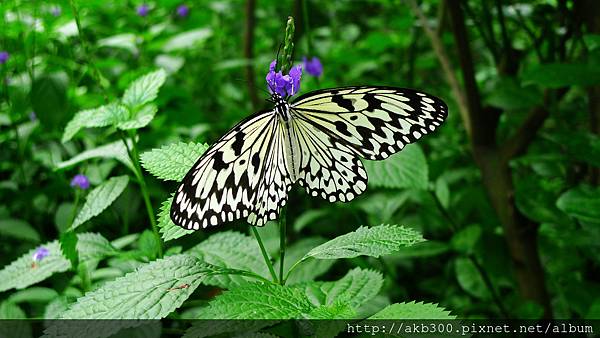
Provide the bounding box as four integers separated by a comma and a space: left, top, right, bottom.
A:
171, 86, 447, 229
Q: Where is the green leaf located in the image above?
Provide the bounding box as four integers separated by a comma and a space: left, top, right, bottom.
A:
451, 224, 482, 254
305, 301, 356, 319
139, 230, 160, 260
116, 104, 157, 130
55, 139, 134, 171
486, 77, 542, 110
556, 185, 600, 224
140, 142, 209, 181
363, 144, 428, 190
0, 301, 26, 319
157, 195, 193, 241
198, 282, 314, 319
293, 209, 330, 232
122, 69, 167, 108
8, 287, 59, 304
0, 218, 40, 242
77, 232, 119, 262
454, 257, 490, 299
369, 301, 455, 319
301, 224, 424, 261
522, 62, 600, 88
188, 231, 268, 288
60, 231, 79, 267
162, 28, 213, 52
59, 255, 216, 319
357, 192, 409, 223
278, 238, 333, 284
0, 241, 70, 292
0, 301, 31, 337
97, 33, 137, 53
304, 268, 383, 309
31, 72, 68, 130
72, 176, 129, 230
62, 103, 128, 142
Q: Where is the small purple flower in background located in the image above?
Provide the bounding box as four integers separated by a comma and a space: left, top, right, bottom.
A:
29, 111, 37, 121
137, 4, 150, 17
0, 51, 9, 64
50, 6, 61, 17
176, 4, 189, 17
303, 56, 323, 77
32, 247, 49, 262
71, 174, 90, 190
266, 60, 302, 98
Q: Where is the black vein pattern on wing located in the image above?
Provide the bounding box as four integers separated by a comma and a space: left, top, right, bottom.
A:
170, 109, 291, 229
291, 86, 448, 161
289, 116, 368, 203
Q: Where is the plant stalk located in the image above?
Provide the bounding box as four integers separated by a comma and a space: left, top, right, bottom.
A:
251, 226, 278, 282
278, 206, 287, 284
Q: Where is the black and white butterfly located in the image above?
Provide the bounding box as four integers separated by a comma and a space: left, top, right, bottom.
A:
171, 86, 447, 229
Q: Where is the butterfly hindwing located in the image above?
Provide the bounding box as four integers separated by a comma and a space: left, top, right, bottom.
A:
170, 109, 292, 228
290, 117, 368, 203
291, 86, 448, 160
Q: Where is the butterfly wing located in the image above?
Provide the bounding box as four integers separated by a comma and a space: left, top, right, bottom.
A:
289, 86, 447, 201
170, 109, 293, 229
291, 86, 448, 160
288, 117, 368, 203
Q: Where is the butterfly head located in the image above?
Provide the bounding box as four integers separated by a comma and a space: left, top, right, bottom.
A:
271, 92, 291, 121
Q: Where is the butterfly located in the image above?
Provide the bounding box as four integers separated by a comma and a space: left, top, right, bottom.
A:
170, 86, 447, 229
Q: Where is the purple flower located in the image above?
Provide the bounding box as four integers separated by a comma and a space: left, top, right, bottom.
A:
137, 4, 150, 17
32, 247, 49, 262
50, 6, 61, 17
266, 60, 302, 98
70, 174, 90, 190
29, 111, 37, 121
0, 51, 9, 64
303, 56, 323, 77
176, 4, 189, 17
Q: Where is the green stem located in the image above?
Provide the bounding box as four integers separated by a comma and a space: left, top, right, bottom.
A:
283, 257, 305, 284
251, 226, 278, 282
120, 131, 163, 258
68, 189, 81, 229
278, 206, 287, 284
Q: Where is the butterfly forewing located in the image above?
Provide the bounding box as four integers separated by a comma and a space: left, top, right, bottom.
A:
171, 85, 447, 229
170, 109, 292, 229
291, 86, 448, 160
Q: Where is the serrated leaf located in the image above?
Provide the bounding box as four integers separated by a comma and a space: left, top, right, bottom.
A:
305, 301, 356, 319
198, 282, 314, 319
157, 195, 193, 241
301, 224, 424, 261
0, 241, 70, 292
369, 301, 455, 319
60, 231, 79, 267
72, 176, 129, 229
122, 69, 166, 108
0, 218, 40, 242
308, 268, 383, 309
556, 185, 600, 224
116, 104, 157, 130
140, 142, 208, 181
363, 144, 428, 190
55, 139, 134, 171
60, 254, 211, 319
43, 255, 221, 337
62, 104, 128, 142
187, 231, 268, 288
277, 238, 333, 285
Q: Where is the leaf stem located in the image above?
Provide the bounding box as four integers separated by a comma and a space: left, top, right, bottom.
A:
250, 226, 278, 282
278, 206, 287, 284
120, 130, 163, 258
